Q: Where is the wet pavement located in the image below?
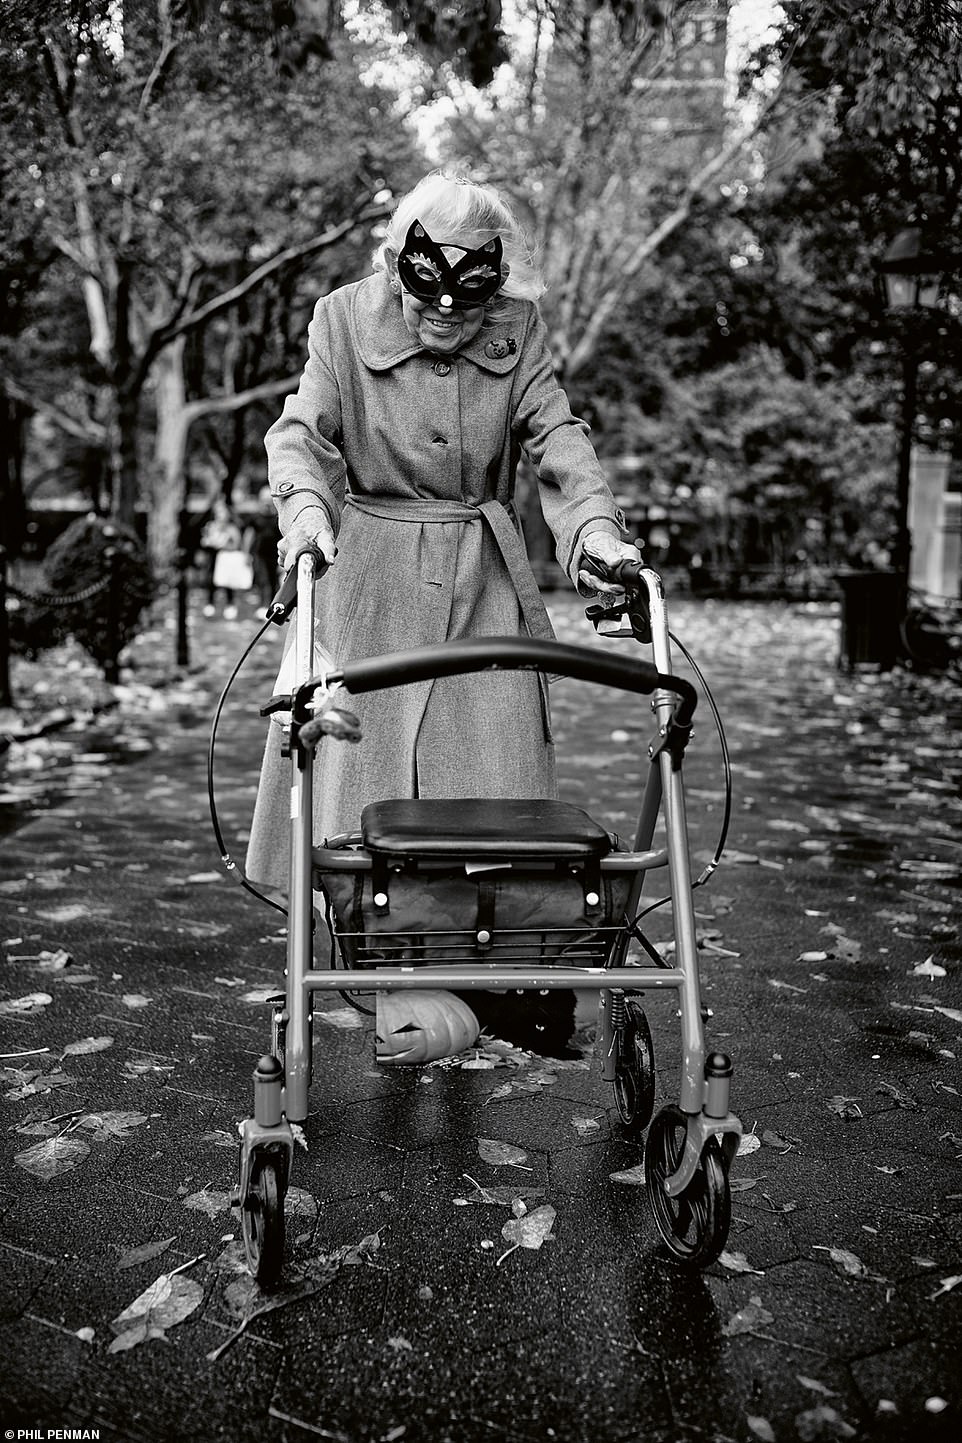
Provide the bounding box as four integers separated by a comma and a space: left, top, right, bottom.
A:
1, 593, 960, 1443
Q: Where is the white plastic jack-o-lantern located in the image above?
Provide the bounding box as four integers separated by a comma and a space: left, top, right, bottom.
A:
376, 990, 480, 1065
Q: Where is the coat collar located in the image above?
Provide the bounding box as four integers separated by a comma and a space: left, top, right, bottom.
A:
352, 273, 526, 375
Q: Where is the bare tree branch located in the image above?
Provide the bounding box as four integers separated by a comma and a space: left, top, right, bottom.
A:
0, 375, 106, 446
181, 373, 302, 427
564, 83, 791, 378
134, 199, 390, 386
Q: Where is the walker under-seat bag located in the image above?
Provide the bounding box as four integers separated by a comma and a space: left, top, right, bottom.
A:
314, 798, 633, 967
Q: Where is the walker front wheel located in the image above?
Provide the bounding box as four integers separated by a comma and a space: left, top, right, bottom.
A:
242, 1150, 286, 1288
644, 1104, 730, 1268
613, 999, 655, 1136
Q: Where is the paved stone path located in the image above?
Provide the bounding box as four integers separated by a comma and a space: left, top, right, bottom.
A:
0, 592, 960, 1442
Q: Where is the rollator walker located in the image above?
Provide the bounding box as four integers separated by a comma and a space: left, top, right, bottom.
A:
231, 547, 742, 1285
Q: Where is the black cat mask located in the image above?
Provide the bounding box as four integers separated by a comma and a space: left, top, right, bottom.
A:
396, 219, 503, 308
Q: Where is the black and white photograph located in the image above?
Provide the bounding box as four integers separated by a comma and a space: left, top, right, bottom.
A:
1, 2, 960, 1439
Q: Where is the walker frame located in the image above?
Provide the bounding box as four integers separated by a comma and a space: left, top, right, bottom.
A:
235, 550, 742, 1285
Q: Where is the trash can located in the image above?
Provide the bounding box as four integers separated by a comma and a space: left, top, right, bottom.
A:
836, 571, 903, 670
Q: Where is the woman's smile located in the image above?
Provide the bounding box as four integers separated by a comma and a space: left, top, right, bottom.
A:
398, 288, 486, 353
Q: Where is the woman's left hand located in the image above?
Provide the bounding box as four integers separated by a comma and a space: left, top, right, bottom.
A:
577, 531, 643, 595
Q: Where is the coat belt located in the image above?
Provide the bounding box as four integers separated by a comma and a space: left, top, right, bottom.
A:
344, 493, 556, 646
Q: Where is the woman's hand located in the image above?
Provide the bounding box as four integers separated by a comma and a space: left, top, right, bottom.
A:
577, 531, 642, 595
277, 508, 337, 573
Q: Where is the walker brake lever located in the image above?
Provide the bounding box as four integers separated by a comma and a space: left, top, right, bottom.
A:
260, 693, 293, 717
584, 594, 652, 645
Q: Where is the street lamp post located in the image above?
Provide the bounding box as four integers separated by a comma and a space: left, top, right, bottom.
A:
875, 227, 947, 590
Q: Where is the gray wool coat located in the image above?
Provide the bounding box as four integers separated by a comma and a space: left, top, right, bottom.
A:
246, 273, 624, 891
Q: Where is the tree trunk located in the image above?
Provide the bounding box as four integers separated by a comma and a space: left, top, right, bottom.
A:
111, 383, 142, 527
149, 336, 190, 579
0, 395, 28, 557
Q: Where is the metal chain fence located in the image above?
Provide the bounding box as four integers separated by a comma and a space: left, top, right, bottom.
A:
6, 573, 113, 608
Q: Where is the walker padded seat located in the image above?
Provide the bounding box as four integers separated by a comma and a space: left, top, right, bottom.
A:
360, 798, 612, 859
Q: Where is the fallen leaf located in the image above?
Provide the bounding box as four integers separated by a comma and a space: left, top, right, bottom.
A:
737, 1132, 761, 1156
122, 1056, 175, 1079
208, 1238, 369, 1361
316, 1007, 366, 1030
117, 1237, 177, 1270
343, 1231, 383, 1266
34, 949, 73, 970
718, 1250, 764, 1275
77, 1110, 149, 1142
814, 1246, 866, 1277
746, 1417, 776, 1443
109, 1270, 203, 1352
798, 1376, 838, 1397
571, 1115, 601, 1137
74, 1327, 96, 1344
797, 951, 829, 963
762, 1128, 798, 1151
899, 859, 958, 879
5, 1069, 77, 1101
826, 1096, 862, 1119
477, 1138, 530, 1168
286, 1186, 318, 1222
462, 1175, 545, 1206
14, 1134, 91, 1180
722, 1294, 774, 1336
121, 994, 151, 1009
876, 1081, 916, 1110
0, 992, 53, 1015
931, 1005, 962, 1024
762, 1193, 797, 1214
184, 1188, 233, 1219
929, 1274, 962, 1299
795, 1404, 856, 1440
387, 1335, 413, 1352
199, 1130, 238, 1149
730, 1177, 761, 1192
912, 957, 947, 978
497, 1204, 557, 1264
241, 987, 281, 1004
62, 1036, 113, 1057
609, 1163, 647, 1185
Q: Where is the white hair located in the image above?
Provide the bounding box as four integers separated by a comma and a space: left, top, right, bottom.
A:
373, 170, 545, 309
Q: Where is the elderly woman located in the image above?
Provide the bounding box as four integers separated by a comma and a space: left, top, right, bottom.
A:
247, 173, 638, 1039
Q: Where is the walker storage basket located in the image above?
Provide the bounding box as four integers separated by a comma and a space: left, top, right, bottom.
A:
314, 797, 634, 968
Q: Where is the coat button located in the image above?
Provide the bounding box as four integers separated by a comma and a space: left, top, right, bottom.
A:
432, 360, 451, 376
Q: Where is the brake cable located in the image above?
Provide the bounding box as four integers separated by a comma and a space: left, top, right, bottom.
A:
207, 613, 288, 917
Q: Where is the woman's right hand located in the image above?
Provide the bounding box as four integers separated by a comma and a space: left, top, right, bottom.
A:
277, 509, 336, 574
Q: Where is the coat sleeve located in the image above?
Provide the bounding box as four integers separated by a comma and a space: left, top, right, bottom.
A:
511, 309, 625, 584
265, 295, 347, 540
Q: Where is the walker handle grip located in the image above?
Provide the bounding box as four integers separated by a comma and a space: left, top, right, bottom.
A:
580, 552, 646, 586
265, 544, 330, 625
337, 635, 696, 714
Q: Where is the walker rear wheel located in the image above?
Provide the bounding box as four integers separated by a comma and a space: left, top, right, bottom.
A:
242, 1150, 286, 1288
613, 999, 655, 1136
644, 1104, 730, 1268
